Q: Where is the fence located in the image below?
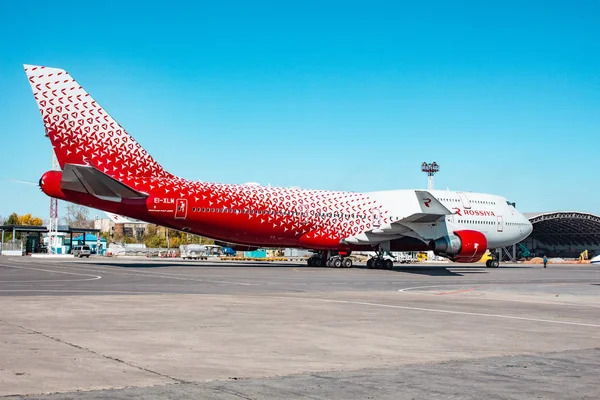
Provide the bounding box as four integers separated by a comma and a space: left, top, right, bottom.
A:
0, 241, 23, 256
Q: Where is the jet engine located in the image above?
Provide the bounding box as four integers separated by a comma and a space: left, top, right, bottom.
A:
429, 230, 487, 263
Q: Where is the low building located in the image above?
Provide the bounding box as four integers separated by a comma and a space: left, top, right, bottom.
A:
70, 234, 108, 255
520, 211, 600, 259
0, 224, 100, 255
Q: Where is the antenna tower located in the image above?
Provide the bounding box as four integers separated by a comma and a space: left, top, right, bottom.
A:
48, 151, 59, 254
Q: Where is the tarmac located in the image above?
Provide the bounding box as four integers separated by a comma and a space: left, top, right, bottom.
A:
0, 256, 599, 399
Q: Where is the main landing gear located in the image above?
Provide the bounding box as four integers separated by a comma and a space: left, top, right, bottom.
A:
366, 250, 394, 270
486, 251, 500, 268
307, 251, 353, 268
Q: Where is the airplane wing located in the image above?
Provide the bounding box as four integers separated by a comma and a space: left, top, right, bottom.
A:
342, 191, 454, 245
61, 164, 148, 202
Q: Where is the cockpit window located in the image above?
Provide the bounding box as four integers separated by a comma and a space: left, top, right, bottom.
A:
506, 201, 516, 207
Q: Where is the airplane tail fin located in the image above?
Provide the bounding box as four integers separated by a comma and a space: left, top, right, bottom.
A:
23, 65, 172, 180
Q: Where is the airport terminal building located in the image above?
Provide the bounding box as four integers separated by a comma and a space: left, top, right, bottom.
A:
518, 211, 600, 259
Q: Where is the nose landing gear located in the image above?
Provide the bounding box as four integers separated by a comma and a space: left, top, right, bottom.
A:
486, 251, 500, 268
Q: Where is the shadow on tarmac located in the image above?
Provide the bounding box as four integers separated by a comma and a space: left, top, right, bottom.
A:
77, 260, 490, 277
390, 267, 467, 276
80, 261, 301, 269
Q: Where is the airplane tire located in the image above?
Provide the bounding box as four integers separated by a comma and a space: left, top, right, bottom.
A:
374, 259, 382, 269
485, 260, 491, 268
367, 259, 373, 269
333, 258, 342, 268
491, 260, 500, 268
342, 258, 353, 268
384, 259, 393, 270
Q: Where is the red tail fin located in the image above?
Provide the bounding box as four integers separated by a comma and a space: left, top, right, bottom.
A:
24, 64, 172, 180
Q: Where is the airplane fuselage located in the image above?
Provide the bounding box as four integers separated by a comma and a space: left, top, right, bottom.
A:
42, 169, 532, 252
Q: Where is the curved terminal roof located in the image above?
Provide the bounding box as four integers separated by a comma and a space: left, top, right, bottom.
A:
524, 211, 600, 246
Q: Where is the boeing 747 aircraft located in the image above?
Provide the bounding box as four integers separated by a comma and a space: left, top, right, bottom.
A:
25, 65, 532, 268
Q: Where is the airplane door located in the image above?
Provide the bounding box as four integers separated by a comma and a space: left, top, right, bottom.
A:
175, 198, 188, 219
371, 208, 382, 228
458, 193, 472, 209
497, 216, 504, 232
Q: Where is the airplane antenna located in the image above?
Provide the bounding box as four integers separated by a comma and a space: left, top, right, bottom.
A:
421, 161, 439, 190
48, 151, 59, 254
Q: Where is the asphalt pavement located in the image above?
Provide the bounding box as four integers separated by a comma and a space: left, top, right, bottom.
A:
0, 256, 598, 399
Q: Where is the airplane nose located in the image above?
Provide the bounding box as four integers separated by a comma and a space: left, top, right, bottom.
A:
524, 216, 533, 236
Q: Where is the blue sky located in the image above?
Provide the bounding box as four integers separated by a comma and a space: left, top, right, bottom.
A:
1, 0, 599, 222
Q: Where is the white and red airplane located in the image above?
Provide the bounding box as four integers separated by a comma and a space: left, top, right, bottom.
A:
26, 65, 532, 268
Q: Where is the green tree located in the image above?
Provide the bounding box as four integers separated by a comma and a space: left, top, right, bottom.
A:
142, 224, 167, 248
6, 213, 18, 225
100, 231, 112, 245
200, 236, 214, 245
123, 235, 138, 244
144, 234, 167, 249
169, 236, 183, 248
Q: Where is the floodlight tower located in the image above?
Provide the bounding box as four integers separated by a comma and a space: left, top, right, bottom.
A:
48, 151, 59, 254
421, 161, 439, 190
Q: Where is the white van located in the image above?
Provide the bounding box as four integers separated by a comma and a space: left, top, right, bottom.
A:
72, 245, 91, 258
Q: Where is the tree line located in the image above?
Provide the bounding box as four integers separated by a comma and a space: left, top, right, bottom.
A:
2, 203, 213, 248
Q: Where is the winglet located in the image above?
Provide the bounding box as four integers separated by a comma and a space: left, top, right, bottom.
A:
414, 191, 452, 215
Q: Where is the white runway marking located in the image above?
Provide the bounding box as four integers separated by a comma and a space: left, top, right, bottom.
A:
398, 279, 599, 292
398, 282, 600, 308
278, 297, 600, 328
7, 261, 258, 286
0, 289, 166, 294
0, 264, 102, 283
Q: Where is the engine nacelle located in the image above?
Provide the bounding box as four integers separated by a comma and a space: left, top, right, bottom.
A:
429, 230, 487, 263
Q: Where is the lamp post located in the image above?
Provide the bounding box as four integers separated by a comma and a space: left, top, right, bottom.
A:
421, 162, 440, 190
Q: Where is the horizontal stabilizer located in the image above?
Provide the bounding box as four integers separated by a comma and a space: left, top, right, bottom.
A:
61, 164, 148, 202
